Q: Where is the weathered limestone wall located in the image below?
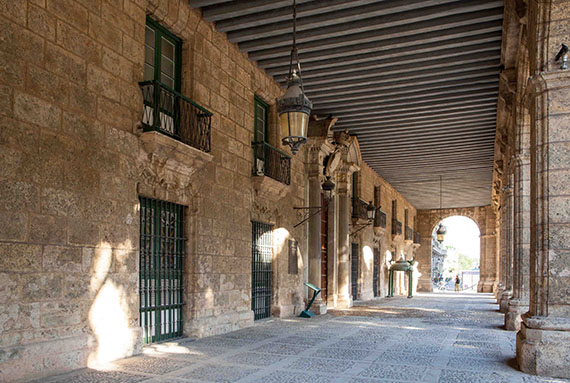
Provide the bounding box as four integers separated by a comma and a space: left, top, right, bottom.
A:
513, 0, 570, 377
0, 1, 307, 381
352, 163, 417, 300
416, 206, 497, 292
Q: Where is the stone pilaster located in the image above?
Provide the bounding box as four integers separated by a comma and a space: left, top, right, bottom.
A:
336, 167, 354, 308
506, 100, 532, 331
304, 138, 334, 315
516, 60, 570, 378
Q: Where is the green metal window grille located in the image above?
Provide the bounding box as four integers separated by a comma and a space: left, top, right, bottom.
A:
252, 221, 273, 320
351, 243, 359, 300
139, 197, 185, 344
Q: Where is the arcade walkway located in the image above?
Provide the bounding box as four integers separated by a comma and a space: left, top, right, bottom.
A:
32, 293, 569, 383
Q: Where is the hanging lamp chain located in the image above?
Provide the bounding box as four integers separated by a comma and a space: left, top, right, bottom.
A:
287, 0, 305, 92
439, 175, 442, 221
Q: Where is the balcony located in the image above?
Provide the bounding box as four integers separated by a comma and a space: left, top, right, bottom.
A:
414, 231, 421, 244
374, 209, 387, 229
139, 80, 212, 153
392, 219, 402, 236
252, 141, 291, 185
352, 197, 369, 221
405, 226, 413, 241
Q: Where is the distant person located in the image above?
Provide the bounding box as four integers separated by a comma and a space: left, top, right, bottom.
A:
455, 275, 461, 292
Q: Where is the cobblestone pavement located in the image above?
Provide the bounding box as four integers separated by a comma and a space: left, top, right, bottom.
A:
33, 292, 570, 383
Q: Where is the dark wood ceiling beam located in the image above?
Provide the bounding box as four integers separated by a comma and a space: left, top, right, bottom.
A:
240, 5, 503, 52
316, 90, 498, 115
257, 21, 502, 66
328, 96, 498, 119
305, 67, 499, 97
266, 39, 501, 80
246, 11, 502, 60
214, 0, 382, 32
309, 75, 498, 104
227, 0, 471, 43
355, 122, 496, 140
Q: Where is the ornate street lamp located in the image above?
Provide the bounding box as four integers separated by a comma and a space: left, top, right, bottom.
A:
321, 176, 335, 202
278, 0, 312, 155
350, 201, 376, 236
436, 175, 447, 243
366, 201, 376, 221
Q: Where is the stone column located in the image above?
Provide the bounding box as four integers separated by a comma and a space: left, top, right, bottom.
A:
304, 141, 334, 315
499, 183, 514, 313
516, 2, 570, 374
307, 172, 326, 314
336, 169, 353, 308
478, 206, 497, 293
326, 189, 339, 306
517, 70, 570, 377
506, 102, 531, 331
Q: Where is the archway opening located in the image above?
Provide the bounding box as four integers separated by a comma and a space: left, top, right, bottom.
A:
431, 216, 480, 292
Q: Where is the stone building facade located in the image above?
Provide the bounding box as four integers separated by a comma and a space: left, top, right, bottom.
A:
2, 0, 569, 381
491, 0, 570, 378
0, 1, 418, 382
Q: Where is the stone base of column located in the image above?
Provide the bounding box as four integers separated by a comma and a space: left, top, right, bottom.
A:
360, 291, 374, 301
272, 303, 305, 318
336, 295, 353, 309
495, 287, 505, 303
517, 315, 570, 378
505, 299, 528, 331
498, 290, 512, 313
477, 279, 495, 293
417, 278, 433, 292
493, 282, 503, 297
311, 302, 327, 315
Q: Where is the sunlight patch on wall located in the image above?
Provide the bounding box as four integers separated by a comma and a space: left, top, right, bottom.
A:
88, 280, 135, 367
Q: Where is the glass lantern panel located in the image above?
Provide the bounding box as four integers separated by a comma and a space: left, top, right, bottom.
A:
279, 111, 308, 139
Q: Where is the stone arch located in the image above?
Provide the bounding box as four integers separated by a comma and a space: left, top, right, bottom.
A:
416, 206, 495, 293
428, 211, 483, 237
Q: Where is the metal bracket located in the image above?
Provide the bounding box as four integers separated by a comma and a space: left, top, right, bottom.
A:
293, 206, 324, 228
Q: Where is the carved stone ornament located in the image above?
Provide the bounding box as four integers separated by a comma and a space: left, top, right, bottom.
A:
137, 131, 211, 206
139, 131, 213, 179
252, 175, 289, 200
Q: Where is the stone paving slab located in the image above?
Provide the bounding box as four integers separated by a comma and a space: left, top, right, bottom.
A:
31, 292, 570, 383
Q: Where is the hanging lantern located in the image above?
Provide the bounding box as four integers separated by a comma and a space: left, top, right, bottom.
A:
278, 0, 312, 155
322, 176, 335, 201
436, 223, 447, 243
366, 201, 376, 221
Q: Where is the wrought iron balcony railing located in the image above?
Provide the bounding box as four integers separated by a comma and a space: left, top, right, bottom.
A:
253, 141, 291, 185
405, 226, 413, 241
392, 219, 402, 236
414, 231, 421, 244
352, 197, 369, 220
139, 80, 212, 153
374, 209, 387, 228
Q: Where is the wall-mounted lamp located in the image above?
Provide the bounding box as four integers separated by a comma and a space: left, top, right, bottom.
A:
350, 201, 375, 236
293, 176, 335, 228
555, 43, 568, 70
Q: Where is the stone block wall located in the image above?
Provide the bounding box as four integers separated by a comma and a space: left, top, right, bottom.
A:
0, 1, 306, 381
352, 163, 417, 300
